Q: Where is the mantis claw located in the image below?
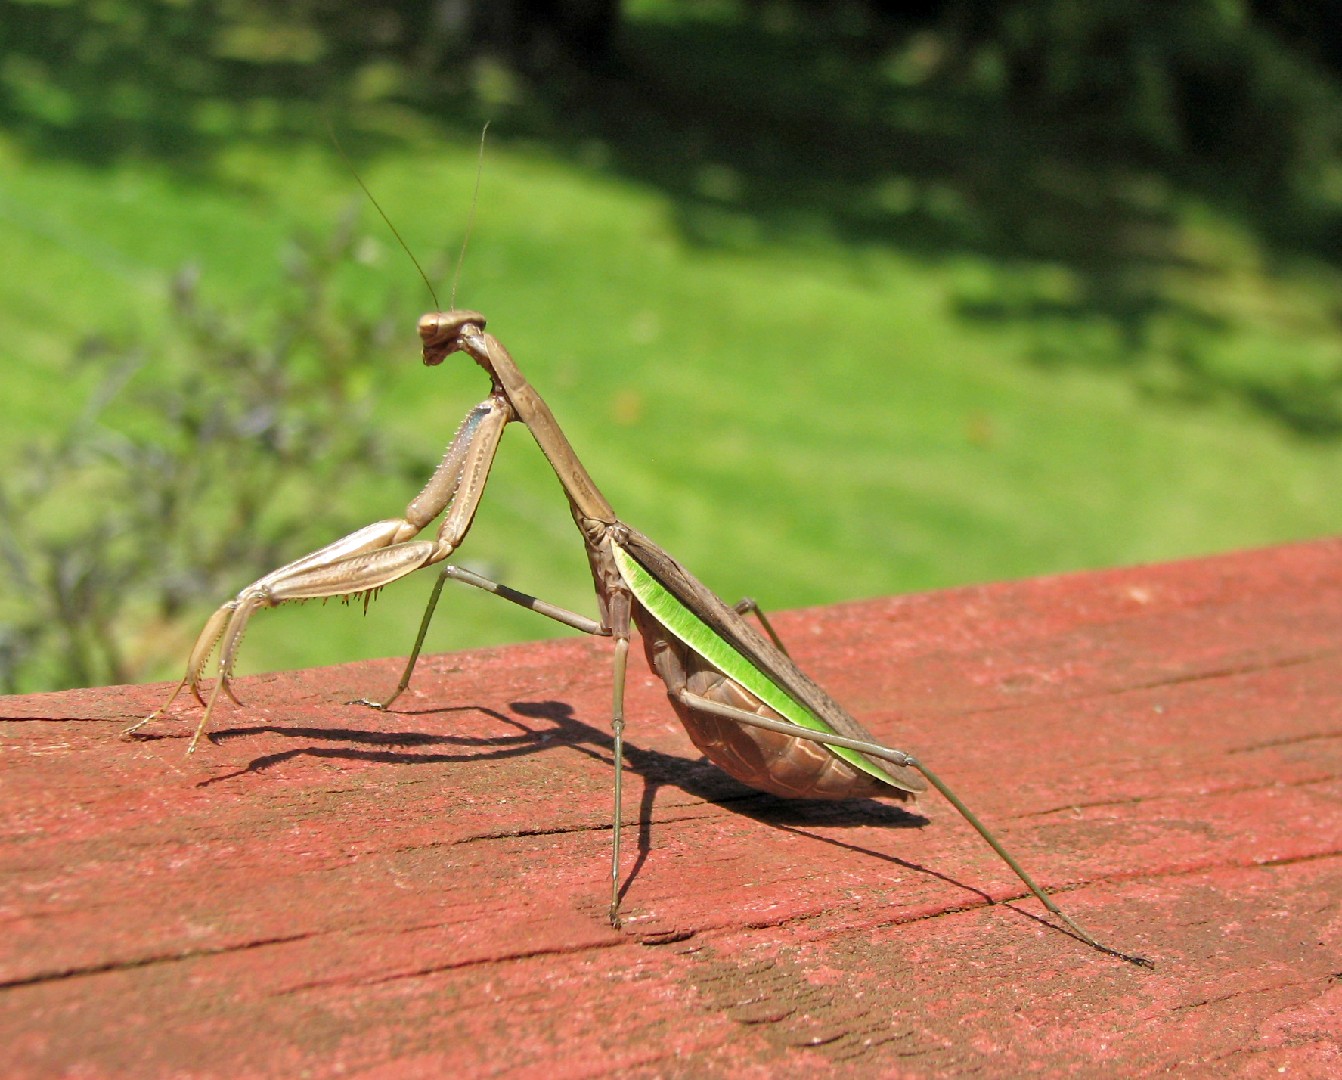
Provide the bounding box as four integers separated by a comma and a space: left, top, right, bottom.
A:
221, 676, 243, 707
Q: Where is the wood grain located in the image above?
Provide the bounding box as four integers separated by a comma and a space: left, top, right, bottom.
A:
3, 540, 1339, 1076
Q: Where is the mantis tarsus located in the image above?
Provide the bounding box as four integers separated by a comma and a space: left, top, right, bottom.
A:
129, 308, 1151, 968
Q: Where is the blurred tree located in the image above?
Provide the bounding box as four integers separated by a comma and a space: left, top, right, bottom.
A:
893, 0, 1342, 228
1250, 0, 1342, 77
0, 214, 407, 693
458, 0, 622, 67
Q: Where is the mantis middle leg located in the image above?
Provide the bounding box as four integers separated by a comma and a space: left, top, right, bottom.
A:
358, 557, 643, 924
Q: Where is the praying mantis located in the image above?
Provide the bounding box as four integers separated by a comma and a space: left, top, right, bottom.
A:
128, 301, 1150, 967
128, 125, 1149, 965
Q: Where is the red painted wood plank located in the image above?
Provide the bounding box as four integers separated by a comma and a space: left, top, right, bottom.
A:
2, 539, 1340, 1076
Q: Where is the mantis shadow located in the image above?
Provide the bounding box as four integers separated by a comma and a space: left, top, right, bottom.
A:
196, 702, 568, 779
505, 701, 962, 909
192, 694, 1003, 909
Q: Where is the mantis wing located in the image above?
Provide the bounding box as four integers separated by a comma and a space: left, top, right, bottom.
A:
612, 529, 925, 796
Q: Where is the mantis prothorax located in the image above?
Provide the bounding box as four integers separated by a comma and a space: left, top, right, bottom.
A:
128, 309, 1152, 968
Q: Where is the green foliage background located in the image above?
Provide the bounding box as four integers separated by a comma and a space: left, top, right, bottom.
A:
3, 0, 1342, 693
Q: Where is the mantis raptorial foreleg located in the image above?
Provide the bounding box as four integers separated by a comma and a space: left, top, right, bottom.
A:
127, 393, 514, 752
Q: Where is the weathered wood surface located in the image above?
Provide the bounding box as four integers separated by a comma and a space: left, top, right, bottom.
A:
2, 539, 1340, 1077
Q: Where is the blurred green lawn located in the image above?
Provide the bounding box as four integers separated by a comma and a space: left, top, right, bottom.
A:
3, 3, 1342, 691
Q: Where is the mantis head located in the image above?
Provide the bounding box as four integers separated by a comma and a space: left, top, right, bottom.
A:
419, 310, 488, 368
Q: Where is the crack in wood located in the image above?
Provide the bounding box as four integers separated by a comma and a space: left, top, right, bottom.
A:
0, 930, 319, 990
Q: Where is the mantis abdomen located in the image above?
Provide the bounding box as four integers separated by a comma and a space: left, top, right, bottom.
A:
634, 609, 900, 801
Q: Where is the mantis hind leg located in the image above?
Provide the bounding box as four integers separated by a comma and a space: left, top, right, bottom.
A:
676, 689, 1153, 968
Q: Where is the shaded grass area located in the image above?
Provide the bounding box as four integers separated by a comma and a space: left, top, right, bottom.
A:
3, 2, 1342, 691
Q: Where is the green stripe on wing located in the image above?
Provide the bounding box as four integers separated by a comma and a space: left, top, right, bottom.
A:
611, 542, 891, 784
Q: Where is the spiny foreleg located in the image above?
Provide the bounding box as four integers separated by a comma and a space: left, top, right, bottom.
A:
125, 393, 513, 752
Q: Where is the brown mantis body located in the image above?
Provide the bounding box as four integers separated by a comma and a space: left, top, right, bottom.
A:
130, 309, 1150, 967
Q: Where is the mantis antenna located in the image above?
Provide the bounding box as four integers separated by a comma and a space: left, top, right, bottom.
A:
327, 121, 491, 312
450, 122, 489, 310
